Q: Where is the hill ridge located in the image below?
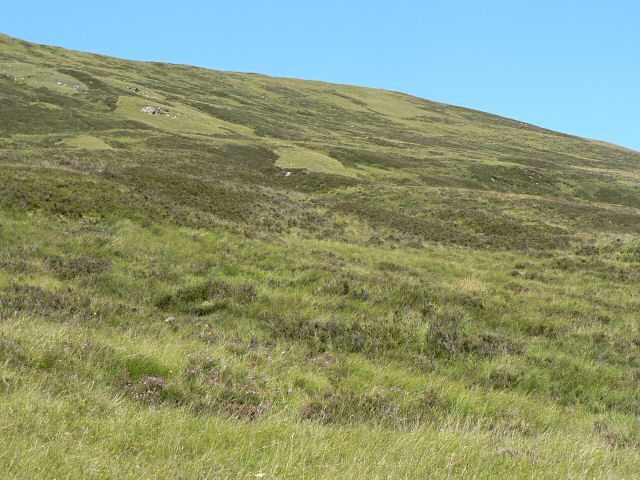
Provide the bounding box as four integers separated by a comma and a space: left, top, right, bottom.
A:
3, 30, 634, 149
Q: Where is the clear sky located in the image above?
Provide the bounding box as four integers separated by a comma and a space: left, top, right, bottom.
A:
2, 1, 638, 150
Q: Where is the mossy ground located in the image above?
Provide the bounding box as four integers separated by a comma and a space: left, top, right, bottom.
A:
1, 33, 639, 479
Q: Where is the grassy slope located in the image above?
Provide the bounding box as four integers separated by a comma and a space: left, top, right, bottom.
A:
1, 33, 639, 479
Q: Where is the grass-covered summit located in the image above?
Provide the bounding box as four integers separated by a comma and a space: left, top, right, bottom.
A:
1, 33, 639, 479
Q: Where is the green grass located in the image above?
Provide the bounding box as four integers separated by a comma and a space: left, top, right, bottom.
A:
1, 32, 640, 479
58, 134, 113, 150
275, 146, 357, 176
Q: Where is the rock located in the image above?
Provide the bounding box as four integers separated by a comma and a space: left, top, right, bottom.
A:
130, 86, 150, 98
140, 106, 168, 116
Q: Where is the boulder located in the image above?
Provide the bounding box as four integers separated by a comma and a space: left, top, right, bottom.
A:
140, 106, 167, 116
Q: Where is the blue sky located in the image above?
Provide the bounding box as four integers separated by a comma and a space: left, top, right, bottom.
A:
2, 1, 639, 150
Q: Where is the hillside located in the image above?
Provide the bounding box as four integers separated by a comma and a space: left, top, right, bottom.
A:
1, 33, 639, 479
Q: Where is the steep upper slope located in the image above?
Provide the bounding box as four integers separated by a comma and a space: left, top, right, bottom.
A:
1, 32, 639, 252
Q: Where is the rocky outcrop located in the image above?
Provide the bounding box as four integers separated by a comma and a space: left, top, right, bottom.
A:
140, 106, 167, 116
